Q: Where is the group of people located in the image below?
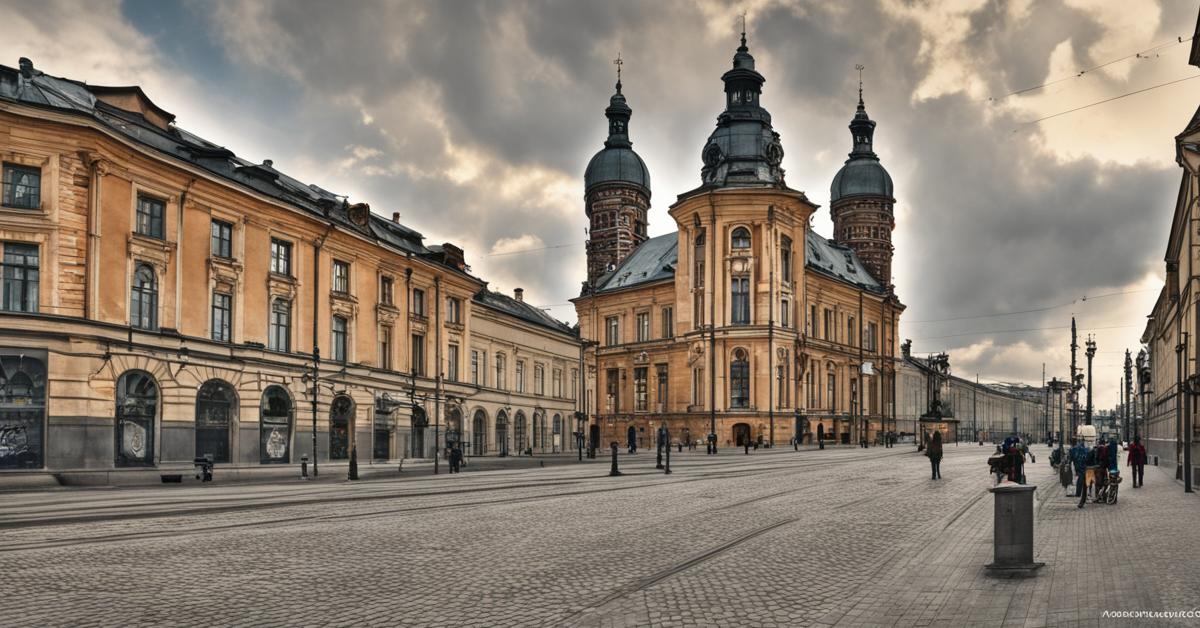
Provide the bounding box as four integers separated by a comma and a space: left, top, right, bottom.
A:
1052, 435, 1148, 508
988, 436, 1036, 485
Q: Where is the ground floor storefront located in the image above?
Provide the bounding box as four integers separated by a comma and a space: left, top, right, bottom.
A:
590, 412, 896, 450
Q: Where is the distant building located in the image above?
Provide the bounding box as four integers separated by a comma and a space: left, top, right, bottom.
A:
574, 33, 903, 448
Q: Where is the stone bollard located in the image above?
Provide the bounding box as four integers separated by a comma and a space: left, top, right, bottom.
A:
985, 483, 1044, 577
609, 442, 622, 477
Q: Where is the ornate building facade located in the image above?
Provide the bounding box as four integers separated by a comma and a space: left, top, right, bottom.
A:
574, 35, 904, 449
0, 57, 579, 479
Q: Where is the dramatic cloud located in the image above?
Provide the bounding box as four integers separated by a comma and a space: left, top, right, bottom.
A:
1, 0, 1194, 407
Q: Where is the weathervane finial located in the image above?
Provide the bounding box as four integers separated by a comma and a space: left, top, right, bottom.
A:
855, 64, 865, 106
739, 10, 747, 47
613, 52, 623, 93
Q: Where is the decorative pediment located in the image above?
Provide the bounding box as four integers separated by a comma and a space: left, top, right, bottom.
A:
376, 303, 400, 326
127, 234, 174, 274
687, 341, 705, 366
330, 293, 358, 319
208, 256, 243, 294
267, 273, 298, 302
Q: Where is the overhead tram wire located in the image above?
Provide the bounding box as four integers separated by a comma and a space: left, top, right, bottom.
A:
912, 323, 1142, 343
906, 288, 1157, 324
987, 34, 1193, 102
1013, 73, 1200, 131
484, 242, 581, 257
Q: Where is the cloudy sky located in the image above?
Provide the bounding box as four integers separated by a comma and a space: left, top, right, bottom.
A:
4, 0, 1197, 408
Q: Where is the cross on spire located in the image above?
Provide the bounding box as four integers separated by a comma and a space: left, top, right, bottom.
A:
613, 52, 623, 92
856, 64, 865, 105
739, 10, 747, 47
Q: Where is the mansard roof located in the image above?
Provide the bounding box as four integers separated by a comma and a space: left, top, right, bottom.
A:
0, 58, 470, 277
473, 288, 576, 336
588, 228, 885, 295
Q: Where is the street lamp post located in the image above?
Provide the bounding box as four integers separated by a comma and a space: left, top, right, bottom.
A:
1136, 349, 1147, 440
1085, 336, 1096, 425
1124, 349, 1133, 444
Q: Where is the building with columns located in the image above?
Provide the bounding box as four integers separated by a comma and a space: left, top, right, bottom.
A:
574, 35, 904, 449
0, 57, 579, 478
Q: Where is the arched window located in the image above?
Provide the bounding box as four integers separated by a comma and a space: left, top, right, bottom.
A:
260, 386, 292, 464
731, 227, 751, 249
552, 414, 563, 453
0, 351, 47, 469
533, 412, 543, 449
731, 276, 750, 325
514, 410, 527, 452
196, 379, 237, 463
130, 264, 158, 330
730, 348, 749, 409
472, 410, 487, 455
116, 370, 157, 466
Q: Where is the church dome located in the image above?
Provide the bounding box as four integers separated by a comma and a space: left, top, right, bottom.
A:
585, 147, 650, 194
585, 82, 651, 196
831, 158, 893, 202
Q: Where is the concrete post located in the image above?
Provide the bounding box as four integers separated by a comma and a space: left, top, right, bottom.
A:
985, 483, 1044, 577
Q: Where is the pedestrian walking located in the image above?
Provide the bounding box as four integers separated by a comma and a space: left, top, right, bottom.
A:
926, 430, 943, 479
1069, 439, 1091, 508
1126, 436, 1147, 488
449, 446, 462, 474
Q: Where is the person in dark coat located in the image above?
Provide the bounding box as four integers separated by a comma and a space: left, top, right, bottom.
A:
927, 431, 944, 479
1126, 436, 1147, 488
1069, 439, 1091, 508
449, 446, 462, 473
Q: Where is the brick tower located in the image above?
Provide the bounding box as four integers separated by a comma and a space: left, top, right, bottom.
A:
583, 64, 650, 287
830, 81, 895, 287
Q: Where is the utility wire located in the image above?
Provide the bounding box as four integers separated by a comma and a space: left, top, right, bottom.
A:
1014, 73, 1200, 130
912, 323, 1141, 342
485, 242, 580, 257
988, 35, 1192, 102
906, 288, 1156, 324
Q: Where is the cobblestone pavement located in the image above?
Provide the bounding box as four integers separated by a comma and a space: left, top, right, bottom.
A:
2, 445, 1198, 627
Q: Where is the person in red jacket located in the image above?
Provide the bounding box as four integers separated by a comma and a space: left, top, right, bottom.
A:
1126, 436, 1147, 488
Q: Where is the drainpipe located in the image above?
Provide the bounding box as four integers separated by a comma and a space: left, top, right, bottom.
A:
708, 193, 718, 452
767, 210, 774, 446
434, 276, 442, 475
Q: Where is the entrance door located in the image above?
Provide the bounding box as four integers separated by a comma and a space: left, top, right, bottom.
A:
496, 411, 509, 456
196, 380, 235, 463
732, 423, 751, 447
472, 410, 487, 455
329, 395, 354, 460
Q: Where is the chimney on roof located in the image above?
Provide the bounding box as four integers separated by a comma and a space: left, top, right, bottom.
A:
514, 288, 524, 302
262, 159, 273, 167
392, 212, 400, 223
18, 57, 32, 79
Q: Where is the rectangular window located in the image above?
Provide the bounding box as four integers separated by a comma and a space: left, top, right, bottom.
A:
332, 260, 350, 295
331, 316, 348, 363
571, 369, 578, 401
777, 364, 788, 407
731, 276, 750, 325
781, 236, 793, 283
656, 363, 668, 406
471, 350, 480, 385
380, 326, 393, 370
636, 312, 650, 342
211, 292, 232, 342
1, 163, 40, 209
496, 354, 507, 390
1, 242, 39, 313
661, 307, 673, 338
380, 276, 394, 306
866, 322, 878, 352
446, 297, 462, 324
412, 288, 426, 316
411, 334, 425, 376
810, 304, 818, 336
824, 309, 833, 341
135, 195, 165, 239
270, 238, 292, 276
516, 360, 525, 393
634, 367, 648, 412
447, 343, 459, 382
848, 316, 856, 347
210, 220, 233, 259
535, 364, 545, 396
269, 299, 290, 352
606, 316, 619, 346
606, 368, 620, 413
827, 373, 836, 412
781, 299, 790, 329
553, 368, 562, 398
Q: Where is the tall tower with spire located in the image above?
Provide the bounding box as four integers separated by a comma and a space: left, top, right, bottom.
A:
584, 56, 651, 286
830, 70, 895, 287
